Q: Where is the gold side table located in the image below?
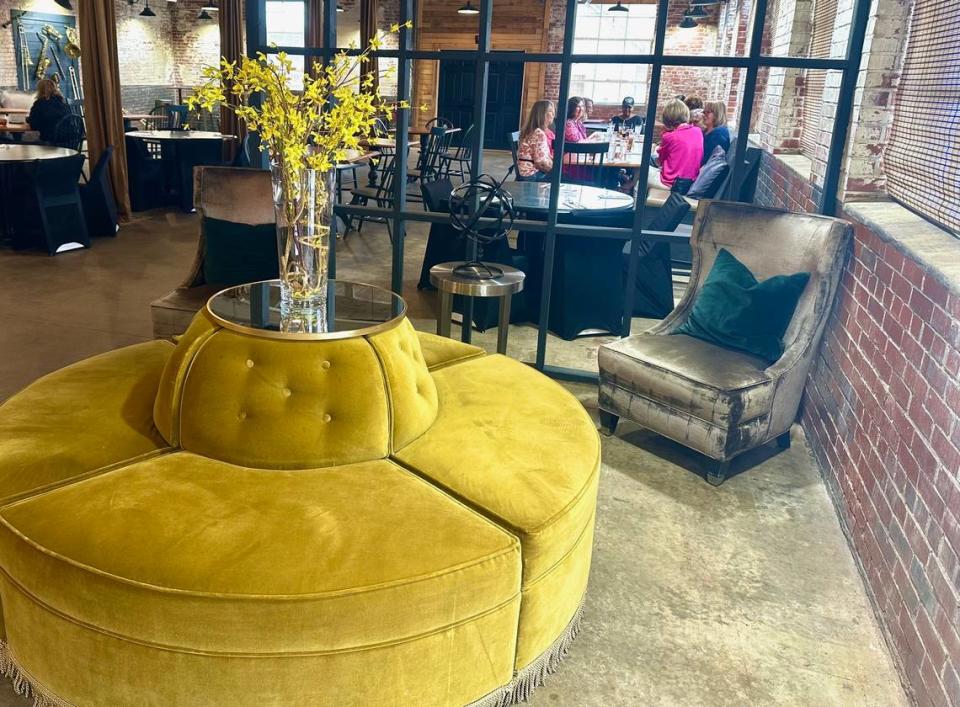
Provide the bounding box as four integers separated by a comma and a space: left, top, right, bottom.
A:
429, 262, 525, 355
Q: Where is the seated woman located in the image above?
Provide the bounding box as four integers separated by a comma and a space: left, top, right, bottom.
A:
647, 98, 703, 191
701, 100, 731, 163
563, 96, 587, 144
27, 79, 71, 144
516, 100, 555, 181
611, 97, 643, 132
684, 95, 704, 128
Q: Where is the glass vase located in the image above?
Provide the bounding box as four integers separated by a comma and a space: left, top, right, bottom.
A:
270, 164, 335, 313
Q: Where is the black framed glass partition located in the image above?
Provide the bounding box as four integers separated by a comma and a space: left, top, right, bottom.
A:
245, 0, 871, 383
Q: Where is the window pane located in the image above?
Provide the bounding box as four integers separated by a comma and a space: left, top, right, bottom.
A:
574, 38, 599, 54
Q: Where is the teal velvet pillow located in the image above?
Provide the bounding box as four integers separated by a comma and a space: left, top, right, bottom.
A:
202, 218, 280, 287
675, 248, 810, 363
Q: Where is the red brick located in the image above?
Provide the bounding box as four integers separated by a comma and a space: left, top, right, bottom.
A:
923, 276, 951, 309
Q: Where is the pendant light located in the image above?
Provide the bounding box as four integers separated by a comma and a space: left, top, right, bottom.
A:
687, 5, 709, 18
457, 1, 479, 15
197, 7, 212, 19
608, 1, 629, 12
678, 15, 698, 28
139, 0, 156, 17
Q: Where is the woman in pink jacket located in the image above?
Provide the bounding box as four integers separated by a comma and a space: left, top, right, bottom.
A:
648, 98, 703, 190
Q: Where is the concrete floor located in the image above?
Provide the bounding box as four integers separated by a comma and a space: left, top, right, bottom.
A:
0, 178, 908, 705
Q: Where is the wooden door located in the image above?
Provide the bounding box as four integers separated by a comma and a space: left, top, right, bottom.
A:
438, 58, 524, 150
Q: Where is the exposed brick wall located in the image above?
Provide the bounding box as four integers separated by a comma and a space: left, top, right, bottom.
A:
801, 207, 960, 707
1, 0, 220, 111
755, 151, 821, 213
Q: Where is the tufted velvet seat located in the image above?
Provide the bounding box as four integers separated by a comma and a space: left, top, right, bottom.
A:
0, 308, 600, 706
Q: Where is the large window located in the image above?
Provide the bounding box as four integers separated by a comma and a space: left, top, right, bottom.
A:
885, 0, 960, 236
799, 0, 837, 162
570, 3, 656, 104
266, 0, 306, 88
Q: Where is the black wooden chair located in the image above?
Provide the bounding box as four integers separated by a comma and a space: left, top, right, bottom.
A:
126, 135, 167, 212
561, 142, 608, 187
149, 101, 171, 130
19, 154, 90, 255
439, 124, 473, 182
407, 126, 450, 201
79, 145, 119, 238
348, 150, 397, 239
52, 114, 85, 152
509, 131, 527, 180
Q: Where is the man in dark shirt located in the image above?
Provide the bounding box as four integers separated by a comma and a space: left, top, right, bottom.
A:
611, 96, 644, 132
27, 79, 71, 143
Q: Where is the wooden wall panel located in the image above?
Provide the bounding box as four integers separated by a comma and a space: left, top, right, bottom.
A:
412, 0, 549, 139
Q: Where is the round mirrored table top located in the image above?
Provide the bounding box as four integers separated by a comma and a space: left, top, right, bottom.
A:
504, 182, 634, 213
0, 145, 78, 162
207, 280, 407, 340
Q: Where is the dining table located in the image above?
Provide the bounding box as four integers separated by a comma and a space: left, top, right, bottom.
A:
504, 181, 634, 214
0, 144, 81, 241
126, 130, 236, 212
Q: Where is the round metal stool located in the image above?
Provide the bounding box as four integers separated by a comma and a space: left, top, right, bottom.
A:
429, 262, 525, 355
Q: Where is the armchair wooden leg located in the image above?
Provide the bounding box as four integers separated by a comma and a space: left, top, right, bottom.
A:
706, 460, 729, 487
776, 431, 791, 450
599, 410, 619, 436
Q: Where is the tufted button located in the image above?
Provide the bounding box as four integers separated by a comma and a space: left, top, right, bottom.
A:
321, 360, 331, 370
238, 411, 247, 421
322, 413, 332, 423
282, 387, 292, 398
246, 359, 255, 369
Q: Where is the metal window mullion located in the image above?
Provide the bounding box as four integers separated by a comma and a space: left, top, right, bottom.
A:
459, 0, 494, 345
820, 0, 872, 215
729, 0, 769, 202
390, 0, 414, 295
323, 0, 339, 278
621, 0, 671, 338
534, 0, 579, 371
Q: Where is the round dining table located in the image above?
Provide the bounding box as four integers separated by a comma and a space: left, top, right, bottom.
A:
0, 144, 78, 162
504, 181, 634, 214
126, 130, 235, 212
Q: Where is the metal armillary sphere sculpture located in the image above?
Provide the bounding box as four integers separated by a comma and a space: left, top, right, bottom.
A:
448, 174, 516, 280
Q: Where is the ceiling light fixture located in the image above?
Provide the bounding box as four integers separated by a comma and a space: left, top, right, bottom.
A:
197, 8, 212, 19
457, 1, 479, 15
608, 1, 629, 11
139, 0, 156, 17
678, 15, 698, 28
687, 5, 708, 18
336, 3, 344, 11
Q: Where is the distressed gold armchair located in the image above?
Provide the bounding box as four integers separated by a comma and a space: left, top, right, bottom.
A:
598, 200, 852, 485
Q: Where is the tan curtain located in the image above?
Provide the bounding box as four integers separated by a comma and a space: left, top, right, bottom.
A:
77, 0, 131, 219
360, 0, 379, 93
306, 0, 324, 77
219, 0, 246, 159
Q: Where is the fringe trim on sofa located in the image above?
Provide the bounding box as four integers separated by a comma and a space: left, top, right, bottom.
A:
468, 598, 586, 707
0, 641, 73, 707
0, 598, 585, 707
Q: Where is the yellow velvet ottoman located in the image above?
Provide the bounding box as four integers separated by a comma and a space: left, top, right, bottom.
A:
0, 284, 600, 706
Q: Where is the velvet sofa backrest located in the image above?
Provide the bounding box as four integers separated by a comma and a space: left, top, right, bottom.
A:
153, 311, 439, 468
